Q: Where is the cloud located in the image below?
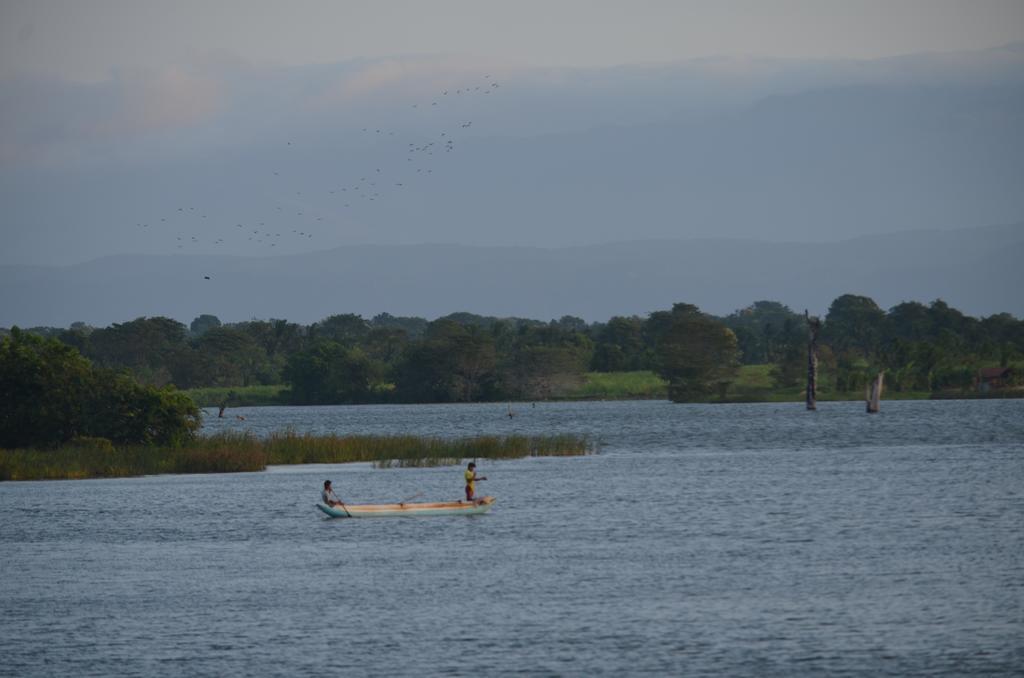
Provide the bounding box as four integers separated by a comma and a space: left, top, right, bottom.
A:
114, 67, 224, 133
311, 54, 516, 107
3, 42, 1023, 171
0, 66, 224, 168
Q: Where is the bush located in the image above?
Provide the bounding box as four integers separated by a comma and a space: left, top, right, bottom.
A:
0, 329, 201, 449
0, 328, 94, 448
84, 369, 200, 445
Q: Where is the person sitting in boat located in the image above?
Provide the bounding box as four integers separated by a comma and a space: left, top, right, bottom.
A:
322, 480, 344, 507
464, 462, 487, 503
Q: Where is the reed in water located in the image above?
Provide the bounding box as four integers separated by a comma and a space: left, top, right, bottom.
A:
0, 432, 594, 481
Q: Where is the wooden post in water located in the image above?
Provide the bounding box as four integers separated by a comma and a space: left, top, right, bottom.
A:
866, 370, 884, 413
805, 310, 820, 410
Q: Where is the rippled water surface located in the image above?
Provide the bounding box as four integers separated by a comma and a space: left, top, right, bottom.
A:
2, 400, 1023, 676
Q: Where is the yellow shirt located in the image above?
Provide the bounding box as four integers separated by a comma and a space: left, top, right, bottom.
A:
464, 469, 475, 491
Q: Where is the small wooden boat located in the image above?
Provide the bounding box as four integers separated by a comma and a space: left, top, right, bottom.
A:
316, 496, 495, 518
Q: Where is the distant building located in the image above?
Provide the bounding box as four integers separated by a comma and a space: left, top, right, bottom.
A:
978, 367, 1014, 393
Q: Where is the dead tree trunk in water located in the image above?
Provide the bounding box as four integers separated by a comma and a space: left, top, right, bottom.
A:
805, 310, 820, 411
866, 371, 884, 413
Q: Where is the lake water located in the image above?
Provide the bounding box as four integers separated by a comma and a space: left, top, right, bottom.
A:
2, 400, 1023, 676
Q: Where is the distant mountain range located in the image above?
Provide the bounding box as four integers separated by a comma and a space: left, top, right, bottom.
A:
3, 222, 1021, 327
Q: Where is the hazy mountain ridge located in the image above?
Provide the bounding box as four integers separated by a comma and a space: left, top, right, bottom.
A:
3, 222, 1021, 327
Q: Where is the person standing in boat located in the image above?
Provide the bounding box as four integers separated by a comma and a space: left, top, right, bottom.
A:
322, 480, 344, 507
464, 462, 487, 504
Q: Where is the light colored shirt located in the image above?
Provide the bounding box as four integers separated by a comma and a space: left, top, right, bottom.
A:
464, 469, 475, 492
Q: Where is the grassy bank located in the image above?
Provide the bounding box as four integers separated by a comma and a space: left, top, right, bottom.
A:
929, 389, 1024, 400
263, 431, 590, 468
722, 365, 933, 402
0, 432, 594, 481
722, 364, 778, 402
572, 367, 935, 403
183, 369, 941, 407
568, 371, 668, 399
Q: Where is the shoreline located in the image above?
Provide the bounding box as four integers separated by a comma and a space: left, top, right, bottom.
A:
182, 368, 1023, 408
188, 389, 1023, 409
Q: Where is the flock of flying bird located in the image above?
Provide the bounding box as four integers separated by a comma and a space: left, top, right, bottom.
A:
132, 75, 503, 277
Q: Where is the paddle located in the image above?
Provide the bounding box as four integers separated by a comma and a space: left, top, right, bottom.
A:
329, 489, 352, 518
399, 492, 424, 506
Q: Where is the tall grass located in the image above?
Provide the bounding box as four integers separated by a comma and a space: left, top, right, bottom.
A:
372, 433, 591, 468
262, 430, 591, 465
0, 432, 593, 481
0, 435, 266, 481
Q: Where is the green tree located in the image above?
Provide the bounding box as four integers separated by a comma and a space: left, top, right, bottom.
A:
770, 337, 807, 389
928, 299, 973, 338
437, 312, 498, 329
394, 321, 498, 402
86, 316, 189, 386
980, 313, 1024, 367
887, 301, 933, 342
0, 329, 200, 448
722, 301, 804, 364
0, 328, 94, 448
504, 345, 588, 400
554, 315, 589, 333
500, 321, 593, 399
193, 326, 270, 387
312, 314, 370, 346
591, 316, 647, 371
229, 319, 308, 384
822, 294, 886, 359
230, 319, 307, 358
189, 314, 222, 337
441, 325, 498, 402
652, 303, 740, 402
84, 370, 200, 446
57, 321, 94, 355
283, 341, 381, 404
370, 313, 429, 339
393, 339, 455, 402
363, 326, 410, 365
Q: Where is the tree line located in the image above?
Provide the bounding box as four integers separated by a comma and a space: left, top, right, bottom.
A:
729, 296, 1023, 394
3, 295, 1022, 407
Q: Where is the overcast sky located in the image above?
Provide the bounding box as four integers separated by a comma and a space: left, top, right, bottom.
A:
1, 1, 1023, 272
3, 0, 1024, 81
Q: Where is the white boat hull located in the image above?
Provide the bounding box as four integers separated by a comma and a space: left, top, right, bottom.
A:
316, 496, 495, 518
